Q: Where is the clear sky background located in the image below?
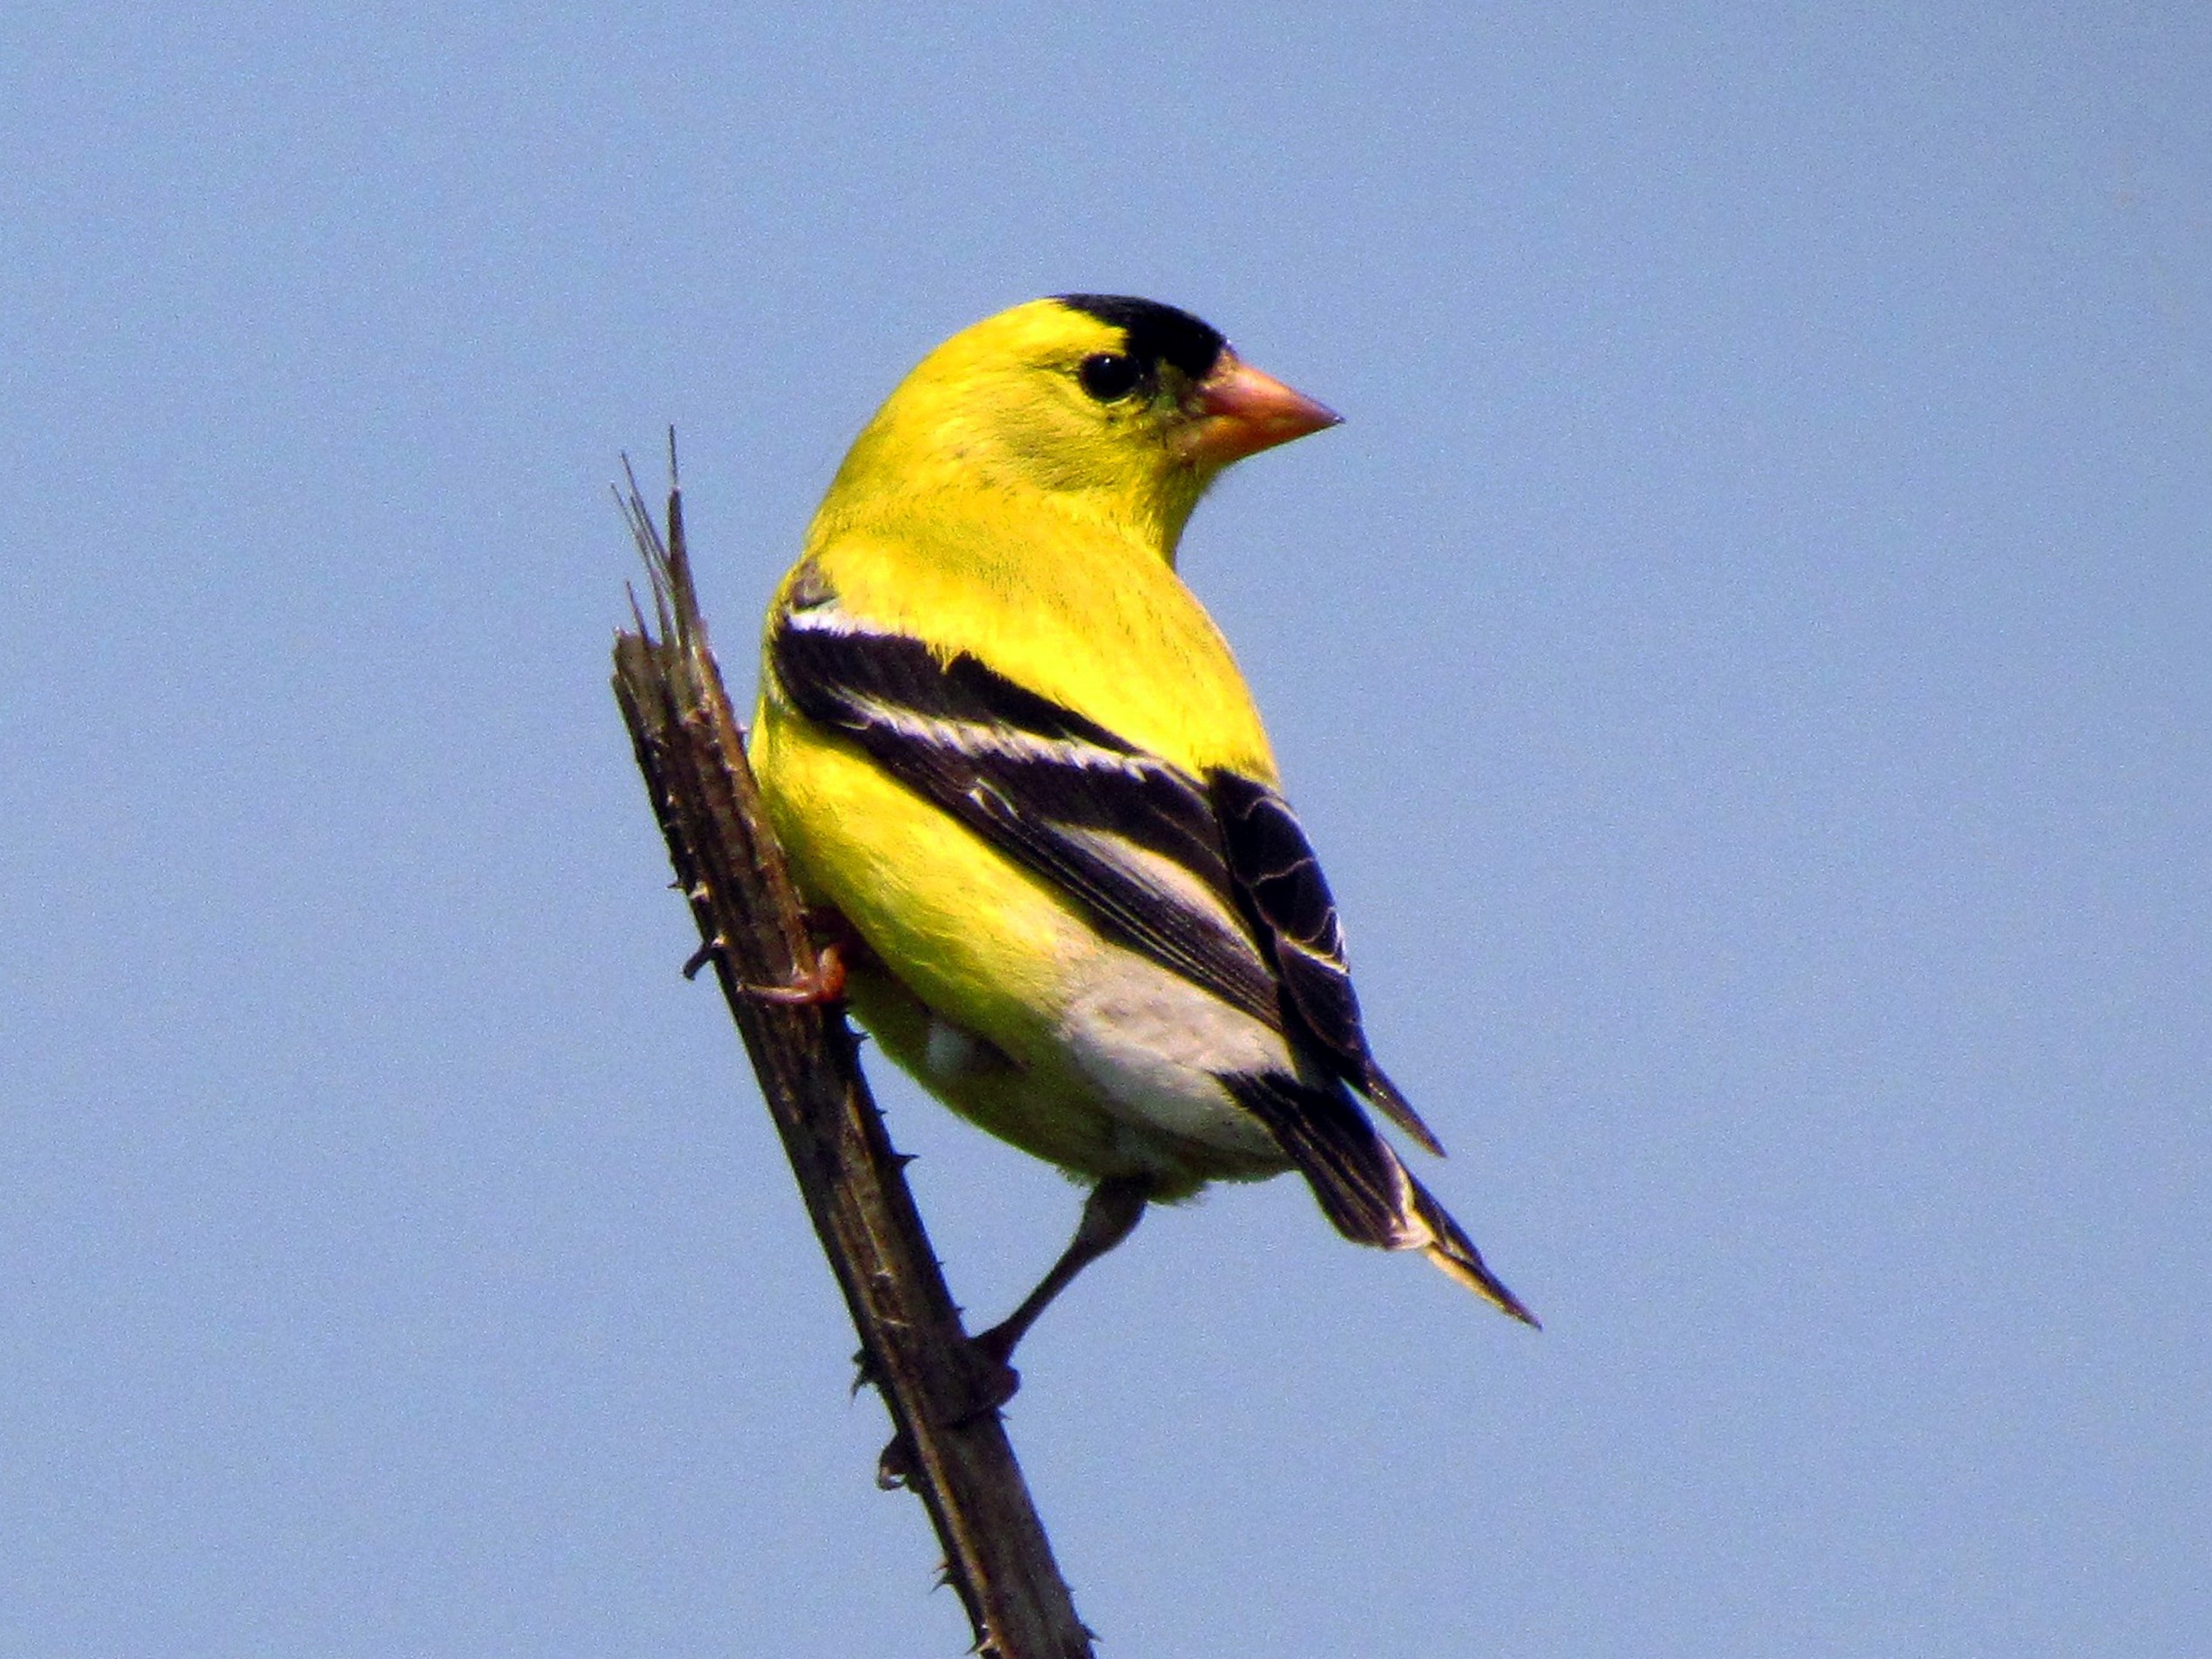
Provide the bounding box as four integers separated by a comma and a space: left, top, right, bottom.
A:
3, 5, 2206, 1656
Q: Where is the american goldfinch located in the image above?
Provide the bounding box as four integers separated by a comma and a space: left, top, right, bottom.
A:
750, 295, 1534, 1363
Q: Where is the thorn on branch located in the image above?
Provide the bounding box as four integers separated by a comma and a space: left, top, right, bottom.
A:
682, 937, 726, 981
851, 1345, 883, 1397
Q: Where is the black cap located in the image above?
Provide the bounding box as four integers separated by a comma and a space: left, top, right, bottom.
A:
1053, 295, 1227, 380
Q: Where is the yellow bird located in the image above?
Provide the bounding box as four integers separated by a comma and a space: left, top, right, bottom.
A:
750, 295, 1534, 1367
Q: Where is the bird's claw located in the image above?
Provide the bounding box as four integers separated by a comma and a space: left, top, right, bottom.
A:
741, 942, 847, 1006
876, 1429, 916, 1490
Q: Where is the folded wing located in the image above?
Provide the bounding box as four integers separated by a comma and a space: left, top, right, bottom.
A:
771, 601, 1441, 1134
768, 597, 1532, 1321
770, 602, 1279, 1027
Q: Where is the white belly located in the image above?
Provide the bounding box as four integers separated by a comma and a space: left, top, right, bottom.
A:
1053, 946, 1291, 1164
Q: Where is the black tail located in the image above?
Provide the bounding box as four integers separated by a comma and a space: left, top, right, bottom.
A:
1225, 1074, 1538, 1327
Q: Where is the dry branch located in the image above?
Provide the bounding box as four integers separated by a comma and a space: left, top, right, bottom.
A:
610, 445, 1094, 1659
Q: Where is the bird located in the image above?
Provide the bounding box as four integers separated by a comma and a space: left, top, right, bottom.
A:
747, 294, 1535, 1375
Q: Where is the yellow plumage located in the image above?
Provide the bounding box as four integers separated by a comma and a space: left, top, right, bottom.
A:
786, 301, 1275, 775
748, 295, 1534, 1353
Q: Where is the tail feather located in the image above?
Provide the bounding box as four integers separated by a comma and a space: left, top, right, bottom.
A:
1223, 1073, 1538, 1327
1403, 1167, 1540, 1327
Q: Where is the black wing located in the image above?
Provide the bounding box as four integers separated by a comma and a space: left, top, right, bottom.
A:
768, 600, 1440, 1153
769, 606, 1280, 1028
1209, 772, 1444, 1154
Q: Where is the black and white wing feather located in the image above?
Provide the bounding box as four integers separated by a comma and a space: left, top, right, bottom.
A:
1209, 772, 1442, 1154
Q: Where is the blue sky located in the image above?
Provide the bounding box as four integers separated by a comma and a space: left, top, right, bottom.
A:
3, 5, 2206, 1656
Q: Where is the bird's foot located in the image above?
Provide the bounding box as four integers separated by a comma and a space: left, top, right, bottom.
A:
864, 1331, 1021, 1489
740, 941, 847, 1006
951, 1324, 1024, 1424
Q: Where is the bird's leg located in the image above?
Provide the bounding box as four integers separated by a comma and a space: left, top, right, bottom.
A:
955, 1173, 1153, 1419
874, 1179, 1152, 1461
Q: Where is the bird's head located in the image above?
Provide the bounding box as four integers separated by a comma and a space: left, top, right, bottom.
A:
818, 295, 1340, 555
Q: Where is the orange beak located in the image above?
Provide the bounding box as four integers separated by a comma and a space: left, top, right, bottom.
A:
1174, 350, 1342, 465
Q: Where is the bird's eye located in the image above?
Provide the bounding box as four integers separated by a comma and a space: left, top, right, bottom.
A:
1077, 352, 1146, 403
